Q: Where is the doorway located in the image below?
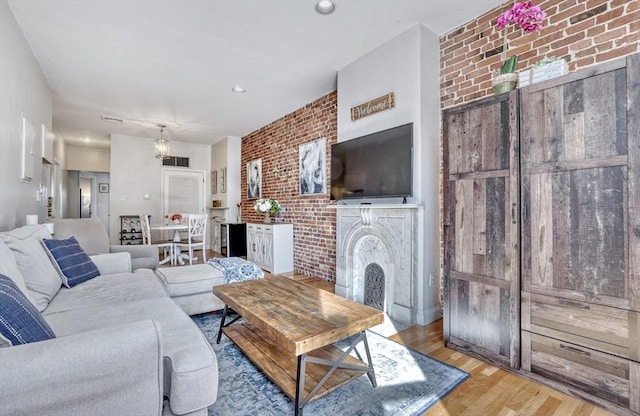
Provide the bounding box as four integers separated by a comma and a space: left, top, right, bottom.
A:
79, 175, 93, 218
162, 168, 206, 223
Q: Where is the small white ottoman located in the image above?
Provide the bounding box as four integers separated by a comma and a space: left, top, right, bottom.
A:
155, 264, 226, 315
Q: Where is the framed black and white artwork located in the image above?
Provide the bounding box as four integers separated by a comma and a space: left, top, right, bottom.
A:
299, 138, 326, 195
247, 159, 262, 199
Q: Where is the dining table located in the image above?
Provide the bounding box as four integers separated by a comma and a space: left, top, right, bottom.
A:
150, 223, 190, 265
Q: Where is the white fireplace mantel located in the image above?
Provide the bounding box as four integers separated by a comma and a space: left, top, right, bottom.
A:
335, 205, 421, 326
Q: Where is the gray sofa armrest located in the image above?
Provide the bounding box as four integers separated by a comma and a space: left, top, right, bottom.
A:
0, 320, 164, 416
90, 252, 132, 275
111, 244, 159, 270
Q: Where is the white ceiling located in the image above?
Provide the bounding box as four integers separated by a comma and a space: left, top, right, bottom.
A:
8, 0, 503, 149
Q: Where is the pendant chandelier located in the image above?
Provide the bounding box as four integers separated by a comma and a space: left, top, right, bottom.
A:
154, 124, 170, 159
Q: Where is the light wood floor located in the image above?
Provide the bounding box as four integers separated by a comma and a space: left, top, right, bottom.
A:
289, 273, 615, 416
166, 251, 614, 416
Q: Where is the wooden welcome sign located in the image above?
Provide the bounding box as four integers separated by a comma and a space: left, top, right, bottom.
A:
350, 92, 395, 121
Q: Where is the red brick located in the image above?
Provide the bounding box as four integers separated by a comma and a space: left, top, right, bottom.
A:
576, 55, 596, 68
595, 43, 638, 62
550, 2, 587, 25
615, 32, 640, 47
586, 23, 607, 37
595, 5, 624, 24
607, 10, 640, 30
594, 26, 627, 44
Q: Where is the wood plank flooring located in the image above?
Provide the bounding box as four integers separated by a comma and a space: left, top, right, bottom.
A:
165, 251, 614, 416
289, 273, 615, 416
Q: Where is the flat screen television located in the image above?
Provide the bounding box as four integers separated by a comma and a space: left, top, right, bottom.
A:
330, 122, 413, 200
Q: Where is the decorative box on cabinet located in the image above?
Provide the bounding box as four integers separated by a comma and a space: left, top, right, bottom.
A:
246, 223, 293, 274
120, 215, 144, 245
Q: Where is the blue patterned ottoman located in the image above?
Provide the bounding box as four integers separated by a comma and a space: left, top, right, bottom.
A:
207, 257, 264, 284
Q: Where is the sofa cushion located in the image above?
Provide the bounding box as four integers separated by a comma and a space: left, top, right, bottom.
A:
0, 240, 33, 304
0, 274, 56, 347
44, 269, 168, 315
43, 236, 100, 288
44, 298, 218, 414
52, 218, 110, 255
156, 264, 224, 297
0, 225, 61, 311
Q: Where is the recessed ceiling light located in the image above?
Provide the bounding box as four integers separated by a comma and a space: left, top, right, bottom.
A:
232, 86, 246, 93
315, 0, 335, 15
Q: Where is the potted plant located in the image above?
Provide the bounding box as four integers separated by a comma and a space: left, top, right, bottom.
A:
253, 198, 281, 223
493, 1, 546, 95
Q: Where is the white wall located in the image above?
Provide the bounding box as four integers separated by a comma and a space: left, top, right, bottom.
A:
225, 136, 242, 222
210, 136, 242, 215
0, 0, 53, 230
66, 146, 110, 172
337, 25, 441, 325
211, 139, 228, 207
109, 134, 211, 244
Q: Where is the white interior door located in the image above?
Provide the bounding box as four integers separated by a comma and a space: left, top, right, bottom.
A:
162, 168, 206, 224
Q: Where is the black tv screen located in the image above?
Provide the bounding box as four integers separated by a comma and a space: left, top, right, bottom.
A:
330, 123, 413, 200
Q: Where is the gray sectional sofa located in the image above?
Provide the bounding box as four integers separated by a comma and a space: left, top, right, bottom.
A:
0, 221, 218, 416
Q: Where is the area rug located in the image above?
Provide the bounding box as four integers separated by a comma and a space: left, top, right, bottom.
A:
193, 312, 469, 416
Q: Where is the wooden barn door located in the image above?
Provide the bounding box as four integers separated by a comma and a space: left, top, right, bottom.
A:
519, 54, 639, 412
443, 91, 521, 369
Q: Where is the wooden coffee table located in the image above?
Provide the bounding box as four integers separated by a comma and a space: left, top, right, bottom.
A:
213, 275, 384, 415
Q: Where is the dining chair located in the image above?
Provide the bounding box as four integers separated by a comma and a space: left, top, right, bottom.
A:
139, 214, 175, 266
174, 214, 207, 265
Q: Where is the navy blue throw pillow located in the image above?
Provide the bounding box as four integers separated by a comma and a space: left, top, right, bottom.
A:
42, 236, 100, 288
0, 273, 56, 346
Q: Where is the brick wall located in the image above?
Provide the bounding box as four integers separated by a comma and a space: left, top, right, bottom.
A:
241, 91, 337, 281
440, 0, 640, 109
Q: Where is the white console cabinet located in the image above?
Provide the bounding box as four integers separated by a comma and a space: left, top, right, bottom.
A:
246, 223, 293, 274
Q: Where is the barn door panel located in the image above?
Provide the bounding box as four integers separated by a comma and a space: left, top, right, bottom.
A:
443, 90, 520, 369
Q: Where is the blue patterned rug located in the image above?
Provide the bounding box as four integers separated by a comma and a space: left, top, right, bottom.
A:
193, 312, 468, 416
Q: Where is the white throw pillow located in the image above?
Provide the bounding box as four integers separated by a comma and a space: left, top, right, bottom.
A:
0, 225, 62, 312
0, 239, 33, 302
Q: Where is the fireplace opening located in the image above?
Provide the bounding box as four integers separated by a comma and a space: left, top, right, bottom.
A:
364, 263, 385, 311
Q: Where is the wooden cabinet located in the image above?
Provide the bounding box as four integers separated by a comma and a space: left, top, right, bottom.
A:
444, 53, 640, 415
442, 90, 521, 369
519, 53, 640, 415
246, 223, 293, 274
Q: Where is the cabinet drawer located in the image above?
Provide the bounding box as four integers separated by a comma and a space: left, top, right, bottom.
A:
522, 331, 639, 412
522, 292, 639, 362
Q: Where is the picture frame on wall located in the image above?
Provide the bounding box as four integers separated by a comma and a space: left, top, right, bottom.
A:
99, 183, 109, 193
247, 159, 262, 199
299, 137, 326, 195
220, 167, 226, 193
211, 170, 217, 194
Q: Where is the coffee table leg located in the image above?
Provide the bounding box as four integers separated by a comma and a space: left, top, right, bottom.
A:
295, 354, 306, 416
216, 305, 229, 344
362, 332, 377, 387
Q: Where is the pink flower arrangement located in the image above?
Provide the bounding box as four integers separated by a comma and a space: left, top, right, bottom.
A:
495, 1, 547, 75
170, 213, 182, 222
497, 1, 546, 33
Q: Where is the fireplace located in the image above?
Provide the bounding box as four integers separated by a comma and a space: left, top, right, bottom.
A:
335, 205, 420, 326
